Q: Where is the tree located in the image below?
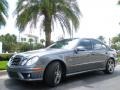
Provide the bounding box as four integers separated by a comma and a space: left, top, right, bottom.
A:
15, 0, 80, 47
28, 38, 33, 50
40, 39, 45, 45
0, 0, 8, 28
97, 36, 106, 43
111, 34, 120, 50
28, 38, 33, 44
0, 34, 17, 52
118, 0, 120, 4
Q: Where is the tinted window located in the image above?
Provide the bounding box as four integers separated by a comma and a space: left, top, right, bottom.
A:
48, 39, 79, 49
78, 39, 92, 50
92, 40, 107, 50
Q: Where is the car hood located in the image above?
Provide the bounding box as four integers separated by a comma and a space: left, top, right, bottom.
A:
17, 48, 69, 58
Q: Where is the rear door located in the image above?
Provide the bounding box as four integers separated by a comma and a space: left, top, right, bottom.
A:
89, 39, 109, 69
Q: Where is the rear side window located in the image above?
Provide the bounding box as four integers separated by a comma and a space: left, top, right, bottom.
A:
78, 39, 92, 50
92, 40, 107, 50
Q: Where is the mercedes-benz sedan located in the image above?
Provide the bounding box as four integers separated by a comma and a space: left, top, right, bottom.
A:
7, 38, 118, 86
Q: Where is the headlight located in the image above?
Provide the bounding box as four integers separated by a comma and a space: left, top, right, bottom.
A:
7, 58, 12, 66
26, 56, 39, 66
7, 56, 14, 66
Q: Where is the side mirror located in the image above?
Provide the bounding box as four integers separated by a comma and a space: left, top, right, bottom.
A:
75, 46, 86, 52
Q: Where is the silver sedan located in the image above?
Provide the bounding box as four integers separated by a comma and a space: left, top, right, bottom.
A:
7, 38, 118, 87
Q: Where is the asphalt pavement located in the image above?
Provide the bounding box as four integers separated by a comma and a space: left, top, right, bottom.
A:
0, 70, 7, 76
0, 65, 120, 90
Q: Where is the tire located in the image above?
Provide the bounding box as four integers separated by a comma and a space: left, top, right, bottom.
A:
44, 62, 62, 87
104, 59, 115, 74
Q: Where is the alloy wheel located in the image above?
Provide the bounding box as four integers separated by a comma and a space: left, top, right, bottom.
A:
54, 64, 62, 85
107, 59, 115, 73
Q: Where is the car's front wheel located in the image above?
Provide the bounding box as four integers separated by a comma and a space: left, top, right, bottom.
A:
104, 59, 115, 74
44, 62, 62, 87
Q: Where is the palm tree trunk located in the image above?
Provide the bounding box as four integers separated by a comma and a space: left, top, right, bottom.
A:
44, 16, 52, 47
45, 31, 51, 47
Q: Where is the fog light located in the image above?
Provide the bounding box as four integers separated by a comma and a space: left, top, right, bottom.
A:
27, 73, 31, 78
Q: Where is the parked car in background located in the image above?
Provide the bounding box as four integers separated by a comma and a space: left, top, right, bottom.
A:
7, 38, 118, 87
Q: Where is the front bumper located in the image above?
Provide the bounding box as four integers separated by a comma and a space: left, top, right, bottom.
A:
7, 66, 45, 81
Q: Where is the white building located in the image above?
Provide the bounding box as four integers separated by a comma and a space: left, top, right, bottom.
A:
17, 34, 39, 43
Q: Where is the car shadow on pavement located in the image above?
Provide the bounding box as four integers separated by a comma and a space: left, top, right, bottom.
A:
4, 70, 120, 90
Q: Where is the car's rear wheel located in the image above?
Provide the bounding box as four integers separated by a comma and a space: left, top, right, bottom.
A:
44, 62, 62, 87
104, 59, 115, 74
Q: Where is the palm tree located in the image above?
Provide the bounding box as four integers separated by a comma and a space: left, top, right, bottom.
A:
0, 0, 8, 28
15, 0, 80, 47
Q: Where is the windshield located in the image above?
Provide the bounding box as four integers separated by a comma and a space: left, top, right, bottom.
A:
48, 39, 79, 49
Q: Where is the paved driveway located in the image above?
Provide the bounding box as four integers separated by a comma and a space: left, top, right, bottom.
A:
0, 65, 120, 90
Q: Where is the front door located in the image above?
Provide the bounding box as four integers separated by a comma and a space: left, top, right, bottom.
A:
67, 39, 93, 73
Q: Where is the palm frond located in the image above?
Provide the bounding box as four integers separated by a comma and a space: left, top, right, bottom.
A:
0, 0, 8, 28
0, 13, 6, 27
52, 0, 80, 35
0, 0, 8, 17
16, 2, 42, 32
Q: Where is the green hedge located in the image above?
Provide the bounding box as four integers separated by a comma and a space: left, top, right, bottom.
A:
0, 61, 8, 70
0, 53, 13, 61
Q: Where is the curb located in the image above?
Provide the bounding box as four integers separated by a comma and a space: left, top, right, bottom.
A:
0, 70, 7, 76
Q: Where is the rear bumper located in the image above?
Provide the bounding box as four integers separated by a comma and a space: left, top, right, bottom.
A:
7, 67, 45, 81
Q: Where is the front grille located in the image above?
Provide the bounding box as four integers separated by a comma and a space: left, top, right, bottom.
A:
11, 55, 26, 66
11, 58, 21, 65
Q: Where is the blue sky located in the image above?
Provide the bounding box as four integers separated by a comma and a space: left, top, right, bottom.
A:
0, 0, 120, 42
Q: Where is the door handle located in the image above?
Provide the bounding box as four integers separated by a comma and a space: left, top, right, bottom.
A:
91, 52, 96, 55
105, 52, 108, 54
91, 53, 95, 55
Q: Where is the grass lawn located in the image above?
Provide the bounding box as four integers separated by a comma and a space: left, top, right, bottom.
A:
0, 61, 8, 70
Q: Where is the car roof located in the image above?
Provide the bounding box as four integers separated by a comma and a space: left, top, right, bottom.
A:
58, 38, 99, 41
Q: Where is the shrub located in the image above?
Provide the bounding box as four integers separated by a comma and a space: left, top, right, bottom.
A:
0, 53, 13, 61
